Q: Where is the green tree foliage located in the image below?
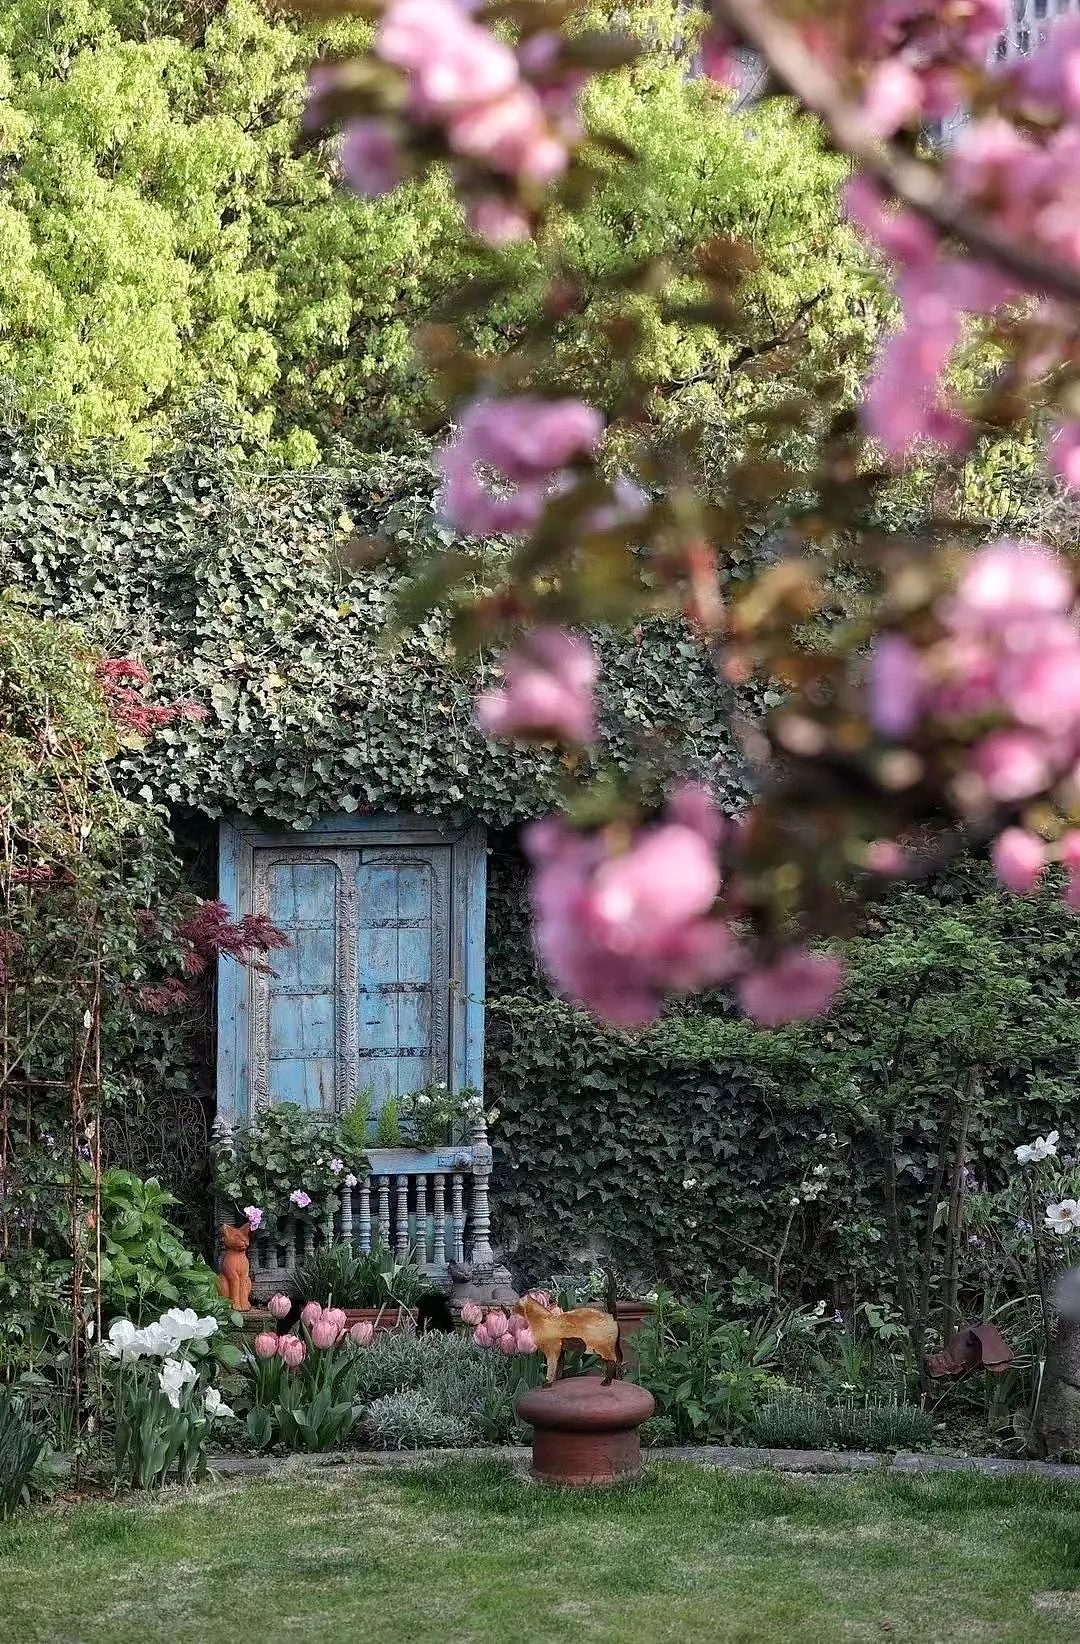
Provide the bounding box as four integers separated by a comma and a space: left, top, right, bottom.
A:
0, 0, 874, 462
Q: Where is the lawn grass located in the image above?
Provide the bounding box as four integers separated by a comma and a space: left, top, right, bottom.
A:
3, 1459, 1080, 1642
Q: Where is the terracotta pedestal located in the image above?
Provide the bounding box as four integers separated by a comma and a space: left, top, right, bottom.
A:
516, 1374, 655, 1486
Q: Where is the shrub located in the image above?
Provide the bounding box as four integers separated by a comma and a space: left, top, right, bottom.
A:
353, 1332, 538, 1446
365, 1390, 474, 1450
633, 1291, 790, 1443
0, 1394, 44, 1519
292, 1241, 431, 1310
749, 1396, 937, 1453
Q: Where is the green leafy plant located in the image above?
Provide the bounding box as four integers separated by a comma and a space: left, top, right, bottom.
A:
634, 1291, 790, 1444
397, 1083, 489, 1150
292, 1239, 429, 1311
212, 1104, 363, 1240
102, 1309, 237, 1489
95, 1170, 225, 1327
342, 1087, 374, 1152
0, 1393, 45, 1519
374, 1100, 402, 1148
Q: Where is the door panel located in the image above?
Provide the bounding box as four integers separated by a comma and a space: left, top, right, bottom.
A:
356, 848, 451, 1110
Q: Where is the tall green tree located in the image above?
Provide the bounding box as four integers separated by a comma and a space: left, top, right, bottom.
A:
0, 0, 875, 462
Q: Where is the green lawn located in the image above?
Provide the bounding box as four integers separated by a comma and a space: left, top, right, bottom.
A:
3, 1460, 1080, 1642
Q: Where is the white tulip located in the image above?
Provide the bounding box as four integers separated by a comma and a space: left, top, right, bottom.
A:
1045, 1199, 1080, 1236
158, 1357, 197, 1410
102, 1318, 142, 1359
204, 1387, 235, 1421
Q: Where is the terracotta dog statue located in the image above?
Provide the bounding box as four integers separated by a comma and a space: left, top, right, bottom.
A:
217, 1221, 253, 1312
515, 1295, 622, 1386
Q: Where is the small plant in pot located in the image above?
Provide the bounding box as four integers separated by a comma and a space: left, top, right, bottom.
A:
290, 1240, 431, 1328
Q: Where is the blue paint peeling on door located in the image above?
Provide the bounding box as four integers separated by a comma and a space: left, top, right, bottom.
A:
216, 815, 485, 1126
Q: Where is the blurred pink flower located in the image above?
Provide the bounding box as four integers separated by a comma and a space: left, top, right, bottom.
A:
324, 1307, 347, 1334
991, 828, 1046, 894
350, 1319, 375, 1347
459, 1300, 483, 1327
438, 396, 604, 537
473, 1322, 492, 1349
737, 949, 843, 1028
475, 628, 597, 745
498, 1330, 518, 1356
514, 1327, 537, 1355
484, 1309, 509, 1337
340, 119, 404, 199
253, 1332, 279, 1360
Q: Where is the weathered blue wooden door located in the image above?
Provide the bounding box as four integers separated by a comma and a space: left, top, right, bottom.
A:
216, 815, 485, 1126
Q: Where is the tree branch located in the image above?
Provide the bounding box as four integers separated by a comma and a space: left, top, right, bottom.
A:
715, 0, 1080, 305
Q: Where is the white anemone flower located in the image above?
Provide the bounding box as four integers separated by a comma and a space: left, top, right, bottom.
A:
158, 1357, 197, 1410
102, 1318, 143, 1359
1045, 1199, 1080, 1236
1016, 1130, 1060, 1165
204, 1387, 235, 1421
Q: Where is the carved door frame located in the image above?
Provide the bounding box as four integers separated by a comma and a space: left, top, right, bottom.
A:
216, 812, 486, 1126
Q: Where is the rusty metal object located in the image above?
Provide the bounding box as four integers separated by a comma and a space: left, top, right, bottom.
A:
517, 1373, 655, 1485
926, 1321, 1013, 1379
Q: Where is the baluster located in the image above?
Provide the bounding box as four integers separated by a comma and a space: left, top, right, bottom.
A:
377, 1176, 391, 1248
451, 1172, 465, 1264
467, 1111, 494, 1270
395, 1173, 410, 1260
339, 1179, 353, 1246
433, 1174, 447, 1268
415, 1174, 428, 1267
359, 1176, 372, 1253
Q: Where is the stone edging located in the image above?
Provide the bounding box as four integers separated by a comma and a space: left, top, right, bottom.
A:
208, 1443, 1080, 1484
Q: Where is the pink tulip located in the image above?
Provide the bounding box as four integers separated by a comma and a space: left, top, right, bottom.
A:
324, 1307, 347, 1334
254, 1332, 279, 1360
991, 828, 1046, 894
498, 1330, 518, 1356
300, 1301, 323, 1330
473, 1323, 492, 1349
484, 1310, 509, 1337
460, 1300, 483, 1327
524, 1289, 552, 1310
350, 1320, 375, 1346
515, 1328, 537, 1355
279, 1334, 307, 1369
311, 1317, 341, 1350
267, 1294, 291, 1320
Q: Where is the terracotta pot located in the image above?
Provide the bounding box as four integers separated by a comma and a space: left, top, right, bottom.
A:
615, 1300, 653, 1370
340, 1306, 412, 1334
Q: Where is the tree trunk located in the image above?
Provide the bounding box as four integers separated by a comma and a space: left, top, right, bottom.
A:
1033, 1314, 1080, 1459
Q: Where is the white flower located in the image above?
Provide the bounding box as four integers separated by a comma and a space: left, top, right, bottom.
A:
789, 1196, 801, 1207
102, 1318, 142, 1359
204, 1387, 235, 1421
1046, 1199, 1080, 1235
682, 1177, 698, 1190
158, 1357, 197, 1410
416, 1094, 431, 1108
139, 1320, 182, 1357
486, 1108, 500, 1125
344, 1173, 358, 1189
812, 1164, 827, 1177
1017, 1131, 1060, 1165
812, 1300, 826, 1317
159, 1308, 218, 1346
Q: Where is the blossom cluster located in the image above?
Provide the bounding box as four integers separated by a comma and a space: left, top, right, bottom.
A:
869, 539, 1080, 903
467, 1305, 537, 1356
101, 1309, 233, 1415
439, 397, 604, 538
254, 1299, 376, 1367
308, 0, 584, 244
847, 9, 1080, 473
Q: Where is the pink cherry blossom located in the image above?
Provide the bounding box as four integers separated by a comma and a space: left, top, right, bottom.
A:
869, 634, 924, 738
340, 120, 404, 199
267, 1293, 291, 1321
949, 541, 1073, 628
459, 1300, 483, 1327
438, 396, 604, 538
350, 1319, 375, 1347
991, 828, 1046, 894
1051, 422, 1080, 490
254, 1332, 279, 1360
736, 949, 844, 1028
279, 1334, 307, 1370
300, 1301, 323, 1330
379, 0, 517, 109
311, 1317, 341, 1349
465, 197, 531, 245
475, 627, 597, 744
700, 27, 740, 87
970, 729, 1054, 802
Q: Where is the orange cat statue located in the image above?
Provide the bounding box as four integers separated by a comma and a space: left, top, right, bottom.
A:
217, 1221, 253, 1312
515, 1295, 622, 1386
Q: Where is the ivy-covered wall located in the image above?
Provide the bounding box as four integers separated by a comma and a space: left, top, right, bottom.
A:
6, 423, 1080, 1306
